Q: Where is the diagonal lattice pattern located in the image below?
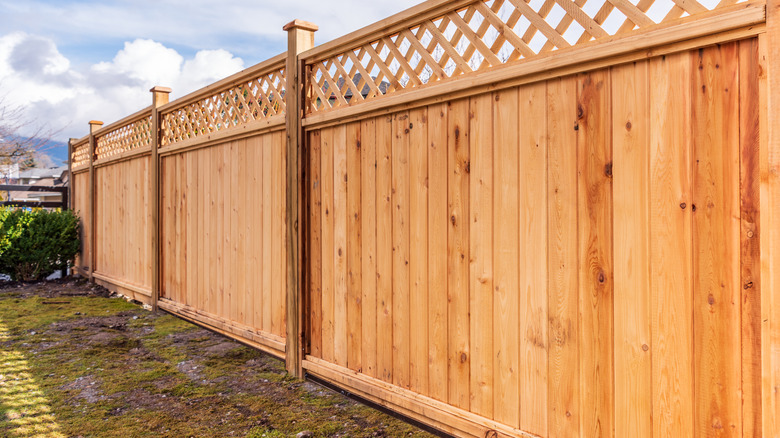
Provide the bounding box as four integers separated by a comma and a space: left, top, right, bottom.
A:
306, 0, 742, 113
95, 115, 154, 161
71, 140, 90, 169
161, 66, 286, 146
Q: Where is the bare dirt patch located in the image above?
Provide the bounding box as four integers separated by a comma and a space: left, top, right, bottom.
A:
0, 280, 437, 438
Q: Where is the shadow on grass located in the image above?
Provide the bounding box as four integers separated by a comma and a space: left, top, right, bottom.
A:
0, 321, 65, 438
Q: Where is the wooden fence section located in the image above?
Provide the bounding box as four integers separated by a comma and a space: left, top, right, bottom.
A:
68, 0, 780, 436
303, 39, 761, 437
159, 130, 288, 356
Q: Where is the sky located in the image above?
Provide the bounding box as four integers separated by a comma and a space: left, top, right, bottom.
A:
0, 0, 421, 143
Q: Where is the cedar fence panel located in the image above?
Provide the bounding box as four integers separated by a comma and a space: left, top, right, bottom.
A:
68, 0, 780, 436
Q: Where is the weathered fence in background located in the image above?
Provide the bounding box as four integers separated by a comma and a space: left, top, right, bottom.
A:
69, 0, 780, 436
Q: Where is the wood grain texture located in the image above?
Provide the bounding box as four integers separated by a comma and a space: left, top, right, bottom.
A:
517, 82, 548, 436
376, 114, 394, 383
427, 102, 449, 404
692, 42, 742, 437
409, 107, 429, 395
360, 119, 378, 378
468, 94, 493, 419
447, 99, 470, 411
738, 37, 761, 438
308, 131, 323, 358
392, 111, 411, 389
546, 76, 579, 438
649, 51, 694, 438
492, 87, 520, 429
577, 69, 614, 438
347, 122, 363, 372
612, 60, 652, 438
320, 128, 336, 363
333, 125, 349, 367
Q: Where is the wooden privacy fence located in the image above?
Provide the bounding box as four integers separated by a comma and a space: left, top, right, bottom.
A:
68, 0, 780, 436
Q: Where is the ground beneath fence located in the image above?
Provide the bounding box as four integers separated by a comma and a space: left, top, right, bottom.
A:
0, 279, 434, 438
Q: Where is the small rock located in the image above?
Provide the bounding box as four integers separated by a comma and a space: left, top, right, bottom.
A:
74, 312, 81, 315
132, 316, 139, 320
29, 331, 37, 335
296, 431, 313, 438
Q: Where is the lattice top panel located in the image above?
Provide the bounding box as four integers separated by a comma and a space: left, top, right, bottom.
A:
71, 140, 90, 169
305, 0, 744, 113
161, 63, 286, 146
95, 114, 153, 161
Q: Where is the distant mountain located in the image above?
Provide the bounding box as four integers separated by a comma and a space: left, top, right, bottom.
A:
42, 139, 69, 165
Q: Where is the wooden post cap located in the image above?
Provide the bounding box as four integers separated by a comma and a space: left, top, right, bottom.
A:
88, 121, 103, 133
150, 86, 172, 107
149, 86, 172, 94
283, 19, 318, 32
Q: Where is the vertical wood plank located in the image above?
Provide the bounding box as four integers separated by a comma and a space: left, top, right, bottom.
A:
376, 115, 394, 383
738, 38, 762, 438
469, 94, 494, 418
427, 103, 449, 403
692, 42, 742, 436
758, 24, 780, 437
273, 134, 284, 336
409, 107, 429, 395
230, 143, 240, 323
263, 135, 274, 334
612, 60, 652, 438
320, 127, 336, 363
392, 111, 411, 389
237, 142, 247, 325
309, 130, 323, 358
649, 52, 694, 438
576, 69, 614, 438
248, 138, 260, 329
217, 144, 227, 318
447, 99, 470, 411
254, 137, 264, 330
492, 87, 520, 429
201, 148, 210, 312
186, 152, 197, 308
347, 122, 363, 372
518, 82, 548, 435
547, 76, 579, 438
360, 118, 378, 377
333, 124, 349, 366
279, 130, 288, 338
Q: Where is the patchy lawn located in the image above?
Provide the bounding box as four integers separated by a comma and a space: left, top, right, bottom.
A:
0, 279, 436, 438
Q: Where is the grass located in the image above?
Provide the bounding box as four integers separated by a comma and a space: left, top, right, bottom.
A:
0, 280, 436, 438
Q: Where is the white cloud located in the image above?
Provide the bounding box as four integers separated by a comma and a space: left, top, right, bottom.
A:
0, 34, 245, 139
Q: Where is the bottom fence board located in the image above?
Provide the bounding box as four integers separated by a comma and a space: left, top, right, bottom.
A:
302, 356, 540, 438
158, 298, 286, 358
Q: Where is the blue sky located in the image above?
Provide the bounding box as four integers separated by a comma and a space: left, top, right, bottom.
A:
0, 0, 420, 141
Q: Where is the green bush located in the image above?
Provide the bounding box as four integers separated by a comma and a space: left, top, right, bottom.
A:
0, 208, 80, 281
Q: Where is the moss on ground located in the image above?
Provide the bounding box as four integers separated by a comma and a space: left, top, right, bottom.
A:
0, 280, 435, 438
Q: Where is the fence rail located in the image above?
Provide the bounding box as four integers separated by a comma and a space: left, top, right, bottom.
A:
67, 0, 780, 437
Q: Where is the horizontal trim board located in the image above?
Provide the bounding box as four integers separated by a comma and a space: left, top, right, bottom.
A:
158, 298, 286, 355
92, 271, 151, 297
303, 356, 540, 438
93, 148, 151, 168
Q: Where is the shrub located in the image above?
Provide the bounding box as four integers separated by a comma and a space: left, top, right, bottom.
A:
0, 208, 80, 281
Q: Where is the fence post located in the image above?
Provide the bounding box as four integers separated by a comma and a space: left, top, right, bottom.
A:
284, 19, 317, 377
761, 0, 780, 435
87, 121, 103, 283
67, 138, 76, 210
150, 86, 172, 312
